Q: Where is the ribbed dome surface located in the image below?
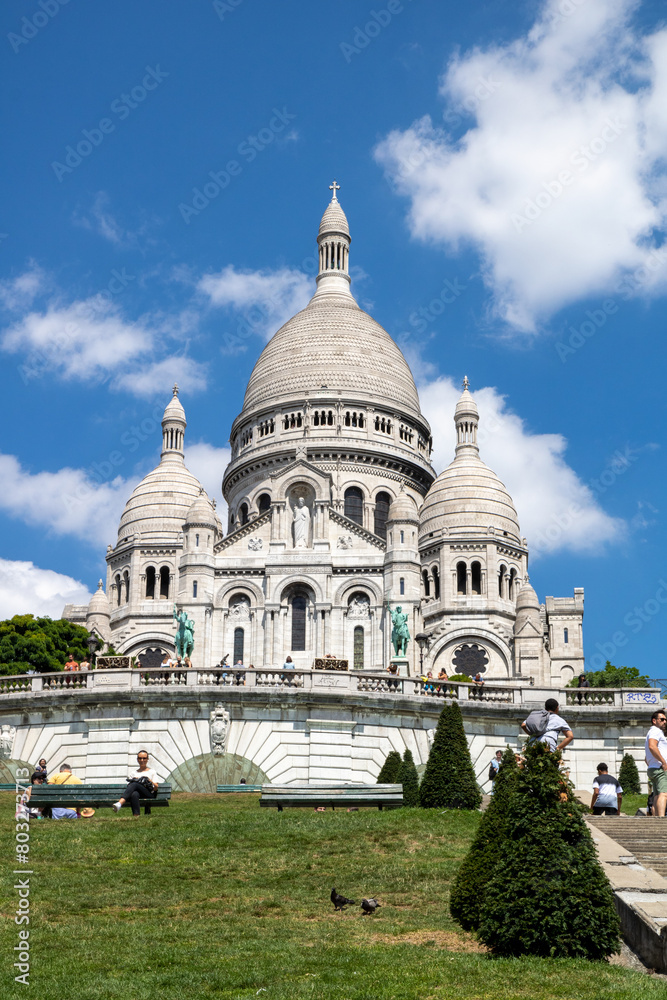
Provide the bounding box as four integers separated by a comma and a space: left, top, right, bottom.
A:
388, 491, 418, 522
242, 293, 422, 418
87, 581, 110, 615
118, 460, 206, 542
516, 581, 540, 611
185, 494, 217, 528
318, 199, 349, 237
419, 454, 521, 541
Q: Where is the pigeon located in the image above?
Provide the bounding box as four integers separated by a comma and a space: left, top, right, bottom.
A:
331, 887, 355, 911
361, 897, 381, 915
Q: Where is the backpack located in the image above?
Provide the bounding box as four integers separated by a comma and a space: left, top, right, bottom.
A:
488, 761, 498, 780
523, 708, 550, 736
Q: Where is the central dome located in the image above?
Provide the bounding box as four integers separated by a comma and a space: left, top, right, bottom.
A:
242, 293, 422, 417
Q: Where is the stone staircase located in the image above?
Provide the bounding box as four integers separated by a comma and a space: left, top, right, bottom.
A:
588, 816, 667, 876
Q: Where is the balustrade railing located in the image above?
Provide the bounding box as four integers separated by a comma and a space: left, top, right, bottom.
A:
0, 669, 662, 709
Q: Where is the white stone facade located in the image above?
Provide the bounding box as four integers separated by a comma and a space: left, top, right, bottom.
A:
64, 191, 585, 685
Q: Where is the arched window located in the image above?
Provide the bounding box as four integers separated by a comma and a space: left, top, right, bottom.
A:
422, 569, 430, 598
195, 533, 199, 547
193, 581, 198, 599
239, 503, 249, 526
291, 594, 307, 651
145, 566, 156, 600
456, 562, 467, 595
233, 627, 244, 664
400, 577, 405, 596
373, 491, 391, 540
471, 561, 481, 595
159, 566, 170, 600
123, 570, 130, 604
115, 574, 121, 607
564, 627, 569, 644
344, 486, 364, 525
498, 564, 507, 598
508, 568, 518, 601
353, 626, 364, 670
258, 492, 271, 514
432, 565, 440, 600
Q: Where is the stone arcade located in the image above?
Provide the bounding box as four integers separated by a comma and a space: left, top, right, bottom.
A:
65, 188, 585, 686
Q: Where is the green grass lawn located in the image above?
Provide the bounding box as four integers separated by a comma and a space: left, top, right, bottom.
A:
1, 792, 663, 999
621, 793, 650, 815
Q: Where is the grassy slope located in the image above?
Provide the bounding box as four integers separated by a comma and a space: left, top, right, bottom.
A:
1, 792, 662, 1000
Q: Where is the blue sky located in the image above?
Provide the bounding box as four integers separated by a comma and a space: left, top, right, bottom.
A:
1, 0, 666, 679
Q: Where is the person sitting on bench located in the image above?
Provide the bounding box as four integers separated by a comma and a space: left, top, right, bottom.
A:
48, 763, 82, 819
112, 751, 159, 818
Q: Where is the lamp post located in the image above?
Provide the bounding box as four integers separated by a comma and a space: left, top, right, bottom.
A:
415, 632, 430, 674
86, 631, 100, 668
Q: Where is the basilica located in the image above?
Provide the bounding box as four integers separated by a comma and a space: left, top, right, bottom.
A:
65, 188, 585, 685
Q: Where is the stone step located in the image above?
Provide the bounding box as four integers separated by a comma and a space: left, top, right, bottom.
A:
589, 817, 667, 875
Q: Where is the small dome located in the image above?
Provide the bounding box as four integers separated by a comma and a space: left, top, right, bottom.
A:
419, 454, 521, 541
87, 580, 110, 618
387, 490, 418, 522
455, 387, 478, 420
163, 384, 185, 422
318, 198, 349, 238
516, 581, 540, 612
185, 492, 217, 528
117, 463, 206, 542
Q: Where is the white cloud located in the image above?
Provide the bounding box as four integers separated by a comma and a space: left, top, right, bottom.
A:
73, 191, 153, 249
0, 453, 138, 548
1, 295, 207, 397
186, 441, 231, 521
0, 558, 92, 619
198, 265, 313, 342
419, 376, 625, 558
375, 0, 667, 331
0, 264, 47, 312
117, 355, 207, 397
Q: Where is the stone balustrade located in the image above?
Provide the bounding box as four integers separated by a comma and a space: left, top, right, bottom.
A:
0, 669, 662, 708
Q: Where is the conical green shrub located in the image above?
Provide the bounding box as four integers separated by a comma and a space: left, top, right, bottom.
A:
419, 702, 481, 809
450, 747, 518, 930
478, 742, 620, 959
377, 750, 401, 784
397, 748, 420, 806
618, 753, 641, 795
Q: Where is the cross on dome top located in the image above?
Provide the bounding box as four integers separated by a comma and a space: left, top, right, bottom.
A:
329, 179, 340, 202
173, 383, 180, 397
462, 375, 470, 391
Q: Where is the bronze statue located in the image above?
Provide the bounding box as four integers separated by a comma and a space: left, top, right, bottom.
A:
391, 605, 410, 657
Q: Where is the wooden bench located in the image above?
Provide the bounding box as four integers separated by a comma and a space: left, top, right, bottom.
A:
260, 783, 403, 811
29, 783, 172, 814
216, 784, 262, 793
0, 782, 17, 791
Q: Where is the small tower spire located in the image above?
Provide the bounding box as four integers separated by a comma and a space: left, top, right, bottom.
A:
161, 385, 187, 463
314, 181, 352, 298
454, 378, 480, 458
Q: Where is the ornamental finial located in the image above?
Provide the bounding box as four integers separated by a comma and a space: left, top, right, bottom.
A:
329, 179, 340, 202
462, 375, 470, 392
173, 383, 179, 397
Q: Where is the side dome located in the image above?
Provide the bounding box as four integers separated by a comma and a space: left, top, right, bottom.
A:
116, 386, 208, 543
87, 579, 110, 617
184, 492, 217, 529
419, 382, 521, 543
515, 581, 540, 613
387, 490, 419, 522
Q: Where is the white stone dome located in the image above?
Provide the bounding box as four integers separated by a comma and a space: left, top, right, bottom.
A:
387, 490, 419, 522
184, 493, 217, 528
419, 454, 521, 541
118, 462, 206, 542
515, 581, 540, 612
242, 293, 422, 418
87, 580, 110, 617
318, 198, 349, 238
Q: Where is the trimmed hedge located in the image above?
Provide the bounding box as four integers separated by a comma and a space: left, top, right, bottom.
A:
618, 753, 641, 795
377, 750, 401, 784
419, 702, 481, 810
450, 746, 518, 930
397, 749, 420, 807
477, 742, 620, 959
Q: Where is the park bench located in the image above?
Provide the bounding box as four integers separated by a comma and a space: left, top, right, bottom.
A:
29, 783, 172, 814
216, 784, 262, 793
0, 782, 17, 791
260, 783, 403, 811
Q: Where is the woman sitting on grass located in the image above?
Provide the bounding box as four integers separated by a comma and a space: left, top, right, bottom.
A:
112, 751, 159, 818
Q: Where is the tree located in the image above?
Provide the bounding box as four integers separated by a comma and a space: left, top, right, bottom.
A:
377, 750, 402, 784
450, 747, 519, 930
419, 702, 481, 810
567, 660, 653, 689
477, 741, 620, 959
618, 753, 641, 795
397, 748, 420, 806
0, 616, 92, 675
